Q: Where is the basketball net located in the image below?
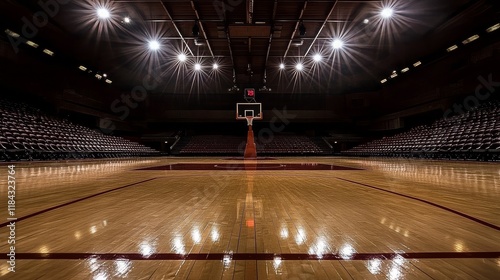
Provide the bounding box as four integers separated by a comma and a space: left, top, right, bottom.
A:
246, 116, 254, 126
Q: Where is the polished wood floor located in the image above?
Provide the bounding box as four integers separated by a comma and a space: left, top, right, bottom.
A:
0, 157, 499, 279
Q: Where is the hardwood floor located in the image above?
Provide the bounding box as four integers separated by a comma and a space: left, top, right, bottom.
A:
0, 157, 499, 279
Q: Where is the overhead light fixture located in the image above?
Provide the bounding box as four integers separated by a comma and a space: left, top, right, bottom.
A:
390, 72, 398, 78
192, 21, 200, 37
95, 73, 103, 80
363, 19, 369, 24
295, 63, 303, 71
401, 67, 410, 73
332, 39, 343, 49
148, 40, 160, 51
292, 39, 303, 46
194, 38, 205, 46
381, 79, 388, 84
123, 17, 131, 23
279, 63, 285, 69
447, 45, 458, 52
103, 73, 107, 78
43, 49, 54, 56
381, 7, 393, 18
255, 21, 266, 24
413, 61, 422, 67
299, 22, 306, 37
79, 65, 87, 71
462, 34, 479, 45
97, 8, 110, 19
212, 63, 219, 70
105, 79, 113, 84
194, 63, 201, 71
26, 41, 39, 48
178, 53, 187, 62
313, 54, 322, 62
486, 23, 500, 33
5, 29, 20, 38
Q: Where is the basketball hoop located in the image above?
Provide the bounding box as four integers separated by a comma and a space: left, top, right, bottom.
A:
246, 116, 254, 126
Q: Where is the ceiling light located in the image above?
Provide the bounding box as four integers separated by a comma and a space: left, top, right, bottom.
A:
194, 63, 201, 71
295, 63, 303, 71
79, 66, 87, 71
363, 19, 369, 24
26, 41, 39, 48
332, 39, 343, 49
390, 72, 398, 78
97, 8, 110, 19
178, 54, 187, 62
401, 67, 410, 73
103, 73, 107, 78
123, 17, 131, 23
413, 61, 422, 67
381, 79, 388, 84
299, 22, 306, 37
381, 7, 393, 18
313, 54, 322, 62
486, 23, 500, 33
462, 34, 479, 45
5, 29, 20, 38
148, 40, 160, 51
105, 79, 113, 84
279, 63, 285, 69
447, 45, 458, 52
43, 49, 54, 56
213, 63, 219, 70
95, 73, 103, 80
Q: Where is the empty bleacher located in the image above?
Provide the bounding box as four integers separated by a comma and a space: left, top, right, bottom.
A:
343, 101, 500, 161
175, 134, 329, 156
0, 98, 159, 161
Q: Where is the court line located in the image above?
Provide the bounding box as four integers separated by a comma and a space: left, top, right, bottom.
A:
0, 178, 158, 228
335, 177, 500, 231
2, 252, 499, 261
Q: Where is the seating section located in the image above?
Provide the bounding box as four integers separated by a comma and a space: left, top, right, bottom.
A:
0, 98, 158, 161
177, 135, 328, 156
343, 101, 500, 161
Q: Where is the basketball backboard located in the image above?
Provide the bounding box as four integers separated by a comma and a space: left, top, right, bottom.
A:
236, 103, 262, 120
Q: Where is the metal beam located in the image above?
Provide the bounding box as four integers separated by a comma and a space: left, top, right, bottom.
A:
158, 0, 193, 56
263, 0, 279, 81
303, 0, 339, 58
283, 1, 308, 59
190, 1, 215, 58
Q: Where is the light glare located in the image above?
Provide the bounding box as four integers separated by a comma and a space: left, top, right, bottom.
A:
295, 63, 303, 71
149, 40, 160, 51
381, 7, 393, 18
313, 54, 322, 62
97, 8, 110, 19
213, 63, 219, 70
332, 39, 343, 49
279, 63, 285, 69
178, 54, 187, 62
194, 63, 201, 71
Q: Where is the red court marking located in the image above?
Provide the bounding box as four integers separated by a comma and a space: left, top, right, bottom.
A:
0, 178, 158, 228
3, 252, 499, 261
137, 163, 363, 171
335, 177, 500, 231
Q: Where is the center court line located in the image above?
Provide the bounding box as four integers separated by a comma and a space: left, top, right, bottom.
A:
335, 177, 500, 231
0, 177, 158, 228
2, 252, 499, 261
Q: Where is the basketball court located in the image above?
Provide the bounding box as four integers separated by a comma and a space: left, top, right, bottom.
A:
1, 157, 499, 279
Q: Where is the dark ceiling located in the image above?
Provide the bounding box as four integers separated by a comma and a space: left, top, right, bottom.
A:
1, 0, 499, 96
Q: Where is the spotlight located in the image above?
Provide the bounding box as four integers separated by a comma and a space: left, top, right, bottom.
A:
213, 63, 219, 70
313, 54, 322, 62
295, 63, 303, 71
178, 54, 187, 62
97, 8, 110, 19
103, 73, 108, 78
123, 17, 131, 23
363, 19, 369, 24
381, 7, 393, 18
194, 63, 201, 71
279, 63, 285, 69
149, 40, 160, 51
332, 39, 343, 49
